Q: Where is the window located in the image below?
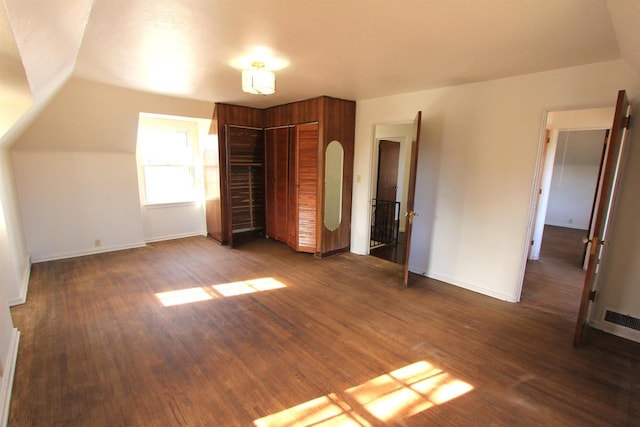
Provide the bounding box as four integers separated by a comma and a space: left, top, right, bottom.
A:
136, 115, 199, 205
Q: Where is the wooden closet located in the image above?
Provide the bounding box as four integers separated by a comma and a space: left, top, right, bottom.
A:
264, 122, 320, 253
205, 104, 263, 246
205, 96, 355, 257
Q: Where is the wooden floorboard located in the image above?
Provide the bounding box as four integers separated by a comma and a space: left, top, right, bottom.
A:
520, 225, 588, 319
9, 234, 640, 426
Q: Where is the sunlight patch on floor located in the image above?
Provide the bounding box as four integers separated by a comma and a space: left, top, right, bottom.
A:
253, 361, 473, 426
155, 287, 215, 306
213, 277, 286, 296
155, 277, 286, 306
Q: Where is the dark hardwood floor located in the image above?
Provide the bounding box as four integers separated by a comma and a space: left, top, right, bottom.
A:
9, 234, 639, 426
521, 225, 588, 319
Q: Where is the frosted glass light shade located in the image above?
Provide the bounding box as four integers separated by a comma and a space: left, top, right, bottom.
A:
242, 68, 275, 95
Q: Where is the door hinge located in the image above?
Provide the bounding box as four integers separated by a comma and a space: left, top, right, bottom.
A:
538, 188, 542, 195
530, 239, 534, 246
623, 115, 631, 129
589, 290, 597, 301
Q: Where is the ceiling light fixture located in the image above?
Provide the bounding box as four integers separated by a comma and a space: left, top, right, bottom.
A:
242, 61, 275, 95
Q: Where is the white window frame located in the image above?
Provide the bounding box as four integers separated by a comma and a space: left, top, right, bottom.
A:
136, 114, 200, 206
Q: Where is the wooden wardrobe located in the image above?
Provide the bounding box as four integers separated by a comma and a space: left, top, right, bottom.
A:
205, 96, 355, 257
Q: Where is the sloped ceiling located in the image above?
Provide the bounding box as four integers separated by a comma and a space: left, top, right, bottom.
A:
0, 1, 32, 138
0, 0, 93, 148
607, 0, 640, 76
2, 0, 640, 146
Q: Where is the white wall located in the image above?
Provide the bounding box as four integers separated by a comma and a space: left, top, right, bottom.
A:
141, 203, 205, 243
0, 150, 30, 303
545, 130, 605, 229
351, 60, 640, 304
11, 79, 214, 261
12, 151, 145, 261
545, 164, 600, 229
0, 150, 23, 425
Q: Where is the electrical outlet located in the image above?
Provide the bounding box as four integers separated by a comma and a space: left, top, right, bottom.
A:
568, 219, 573, 224
94, 239, 101, 247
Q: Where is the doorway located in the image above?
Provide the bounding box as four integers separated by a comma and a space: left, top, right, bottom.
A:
521, 107, 614, 318
371, 140, 402, 262
369, 124, 413, 264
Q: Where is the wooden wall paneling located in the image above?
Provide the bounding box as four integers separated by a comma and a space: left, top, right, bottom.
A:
204, 107, 225, 243
295, 123, 319, 253
315, 97, 326, 256
287, 126, 297, 248
204, 143, 223, 242
319, 97, 356, 256
265, 127, 290, 243
275, 127, 290, 242
265, 129, 277, 238
216, 103, 264, 129
264, 98, 319, 127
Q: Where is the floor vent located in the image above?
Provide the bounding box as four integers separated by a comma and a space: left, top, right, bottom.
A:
604, 310, 640, 331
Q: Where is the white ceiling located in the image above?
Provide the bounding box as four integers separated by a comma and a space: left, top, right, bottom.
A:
3, 0, 640, 116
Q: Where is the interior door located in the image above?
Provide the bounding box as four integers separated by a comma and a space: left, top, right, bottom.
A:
574, 90, 632, 345
376, 140, 400, 201
402, 112, 422, 289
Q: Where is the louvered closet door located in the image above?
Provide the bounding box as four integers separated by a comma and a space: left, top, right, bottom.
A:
226, 126, 265, 238
294, 123, 319, 252
265, 127, 290, 242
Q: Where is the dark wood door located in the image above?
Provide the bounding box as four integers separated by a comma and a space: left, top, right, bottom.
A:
402, 112, 422, 289
265, 127, 290, 243
293, 122, 319, 253
574, 90, 631, 345
376, 140, 400, 201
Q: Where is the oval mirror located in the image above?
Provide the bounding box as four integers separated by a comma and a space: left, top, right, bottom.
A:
324, 140, 344, 231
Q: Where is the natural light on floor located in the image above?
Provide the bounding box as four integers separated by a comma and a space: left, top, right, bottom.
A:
253, 361, 473, 426
155, 277, 287, 306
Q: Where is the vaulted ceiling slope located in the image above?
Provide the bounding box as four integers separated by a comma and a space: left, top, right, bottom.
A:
1, 0, 92, 147
2, 0, 640, 147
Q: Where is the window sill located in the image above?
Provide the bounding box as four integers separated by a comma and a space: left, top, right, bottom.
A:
143, 201, 199, 209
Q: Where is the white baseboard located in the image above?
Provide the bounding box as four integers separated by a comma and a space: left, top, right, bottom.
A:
0, 329, 20, 427
8, 254, 31, 307
31, 242, 147, 263
589, 319, 640, 343
144, 232, 206, 244
409, 265, 519, 302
